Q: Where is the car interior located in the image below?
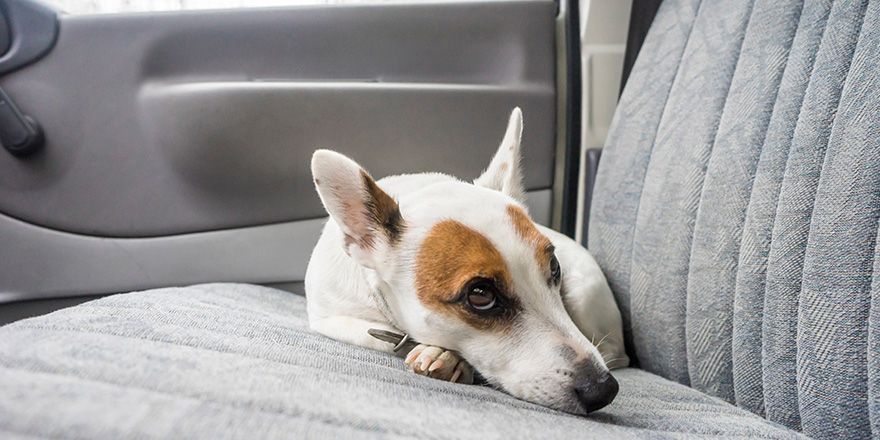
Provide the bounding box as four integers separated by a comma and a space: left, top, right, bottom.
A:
1, 0, 878, 438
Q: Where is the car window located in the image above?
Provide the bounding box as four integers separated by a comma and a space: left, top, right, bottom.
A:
45, 0, 480, 15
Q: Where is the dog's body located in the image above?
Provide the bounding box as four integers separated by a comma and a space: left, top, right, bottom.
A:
305, 109, 628, 414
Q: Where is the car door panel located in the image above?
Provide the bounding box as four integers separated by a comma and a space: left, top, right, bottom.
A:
0, 0, 560, 302
1, 2, 556, 236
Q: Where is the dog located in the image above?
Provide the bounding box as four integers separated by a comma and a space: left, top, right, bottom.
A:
304, 108, 628, 414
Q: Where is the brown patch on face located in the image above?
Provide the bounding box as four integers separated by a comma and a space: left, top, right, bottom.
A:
361, 170, 404, 245
506, 205, 553, 268
416, 220, 518, 331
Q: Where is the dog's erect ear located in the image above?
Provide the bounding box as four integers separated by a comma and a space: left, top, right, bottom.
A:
474, 107, 525, 203
311, 150, 404, 270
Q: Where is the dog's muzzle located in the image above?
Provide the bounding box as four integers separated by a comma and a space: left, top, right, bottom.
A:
574, 371, 619, 413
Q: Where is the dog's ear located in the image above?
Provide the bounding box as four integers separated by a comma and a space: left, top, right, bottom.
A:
311, 150, 404, 270
474, 107, 525, 203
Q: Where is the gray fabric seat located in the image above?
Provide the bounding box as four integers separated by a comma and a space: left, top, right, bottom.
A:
2, 0, 878, 438
589, 0, 880, 438
0, 283, 801, 439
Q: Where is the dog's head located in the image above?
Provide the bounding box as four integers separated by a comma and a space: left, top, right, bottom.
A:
310, 108, 617, 414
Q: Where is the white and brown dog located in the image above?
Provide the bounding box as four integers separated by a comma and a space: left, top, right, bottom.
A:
305, 108, 628, 414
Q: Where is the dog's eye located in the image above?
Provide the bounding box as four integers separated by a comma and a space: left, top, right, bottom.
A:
550, 254, 561, 285
467, 283, 497, 311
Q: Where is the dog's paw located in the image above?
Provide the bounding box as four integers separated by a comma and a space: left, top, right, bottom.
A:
404, 344, 475, 384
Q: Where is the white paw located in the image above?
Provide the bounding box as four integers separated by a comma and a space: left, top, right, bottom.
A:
404, 344, 475, 384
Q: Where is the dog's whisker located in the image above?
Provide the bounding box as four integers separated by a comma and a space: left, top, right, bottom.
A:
595, 333, 611, 349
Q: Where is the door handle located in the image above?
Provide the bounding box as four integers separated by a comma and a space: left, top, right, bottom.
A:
0, 86, 43, 157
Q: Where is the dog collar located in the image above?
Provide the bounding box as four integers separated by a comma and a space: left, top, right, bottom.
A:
367, 329, 419, 353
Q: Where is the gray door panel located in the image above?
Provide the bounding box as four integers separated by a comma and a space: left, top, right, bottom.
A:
0, 2, 556, 237
0, 214, 326, 303
0, 0, 559, 303
139, 81, 554, 235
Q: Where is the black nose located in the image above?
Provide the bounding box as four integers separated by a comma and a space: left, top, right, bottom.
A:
574, 372, 619, 413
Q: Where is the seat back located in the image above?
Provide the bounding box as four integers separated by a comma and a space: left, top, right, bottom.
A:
588, 0, 880, 437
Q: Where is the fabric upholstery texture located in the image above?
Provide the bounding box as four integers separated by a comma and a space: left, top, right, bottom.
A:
2, 0, 876, 437
0, 284, 803, 439
589, 0, 880, 438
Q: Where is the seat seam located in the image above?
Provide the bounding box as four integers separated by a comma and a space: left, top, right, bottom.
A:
625, 0, 705, 376
869, 219, 880, 439
681, 0, 758, 393
793, 2, 870, 434
758, 0, 837, 431
725, 0, 808, 418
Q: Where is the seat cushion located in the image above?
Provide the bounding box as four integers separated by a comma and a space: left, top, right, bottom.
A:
0, 284, 802, 439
